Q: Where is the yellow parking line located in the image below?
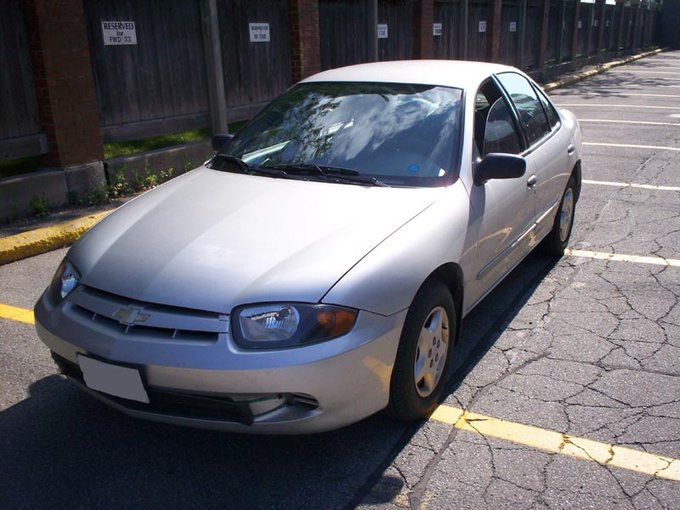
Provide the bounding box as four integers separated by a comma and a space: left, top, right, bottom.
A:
566, 249, 680, 268
430, 405, 680, 481
0, 304, 35, 325
583, 179, 680, 192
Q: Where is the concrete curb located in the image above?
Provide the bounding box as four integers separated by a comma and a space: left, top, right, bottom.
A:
0, 212, 110, 266
543, 48, 664, 92
0, 48, 666, 267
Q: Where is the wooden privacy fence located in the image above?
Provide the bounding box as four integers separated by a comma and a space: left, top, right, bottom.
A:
0, 0, 46, 161
0, 0, 663, 161
83, 0, 292, 143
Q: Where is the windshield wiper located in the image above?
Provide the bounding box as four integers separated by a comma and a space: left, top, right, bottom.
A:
260, 163, 390, 187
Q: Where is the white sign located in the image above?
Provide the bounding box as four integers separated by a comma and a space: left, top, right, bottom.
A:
433, 23, 442, 36
479, 21, 487, 33
509, 21, 517, 33
249, 23, 270, 42
101, 21, 137, 46
377, 24, 388, 39
578, 20, 583, 29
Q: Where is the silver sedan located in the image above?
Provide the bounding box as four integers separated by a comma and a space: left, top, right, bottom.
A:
34, 60, 581, 434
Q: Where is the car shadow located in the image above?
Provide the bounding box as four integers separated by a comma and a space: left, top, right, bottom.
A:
0, 252, 560, 510
445, 250, 560, 394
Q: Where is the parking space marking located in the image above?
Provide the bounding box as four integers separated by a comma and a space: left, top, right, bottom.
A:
555, 103, 680, 110
430, 405, 680, 481
608, 70, 680, 76
583, 179, 680, 192
579, 119, 680, 127
0, 303, 35, 324
565, 249, 680, 268
582, 93, 680, 98
583, 142, 680, 152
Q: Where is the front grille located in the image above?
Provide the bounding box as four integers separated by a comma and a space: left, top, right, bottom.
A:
66, 285, 227, 343
51, 353, 318, 425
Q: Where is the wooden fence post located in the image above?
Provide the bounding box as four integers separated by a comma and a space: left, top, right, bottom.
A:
200, 0, 229, 135
488, 0, 502, 62
460, 0, 469, 60
370, 0, 379, 61
557, 0, 566, 64
596, 0, 606, 63
616, 0, 625, 55
538, 0, 551, 76
570, 0, 581, 69
517, 0, 527, 69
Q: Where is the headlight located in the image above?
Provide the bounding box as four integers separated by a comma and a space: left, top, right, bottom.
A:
232, 303, 357, 349
47, 259, 80, 306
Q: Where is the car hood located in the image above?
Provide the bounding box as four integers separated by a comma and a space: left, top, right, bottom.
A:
69, 167, 444, 313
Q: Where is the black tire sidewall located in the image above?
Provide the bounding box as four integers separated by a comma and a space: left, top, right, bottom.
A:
387, 280, 456, 421
542, 176, 577, 256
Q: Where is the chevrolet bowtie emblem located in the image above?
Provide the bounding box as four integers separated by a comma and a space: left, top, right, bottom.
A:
113, 306, 150, 326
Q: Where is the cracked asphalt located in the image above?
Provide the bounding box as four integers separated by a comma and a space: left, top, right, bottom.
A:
1, 52, 679, 509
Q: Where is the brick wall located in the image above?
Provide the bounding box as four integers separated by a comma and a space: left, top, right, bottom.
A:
415, 0, 434, 59
24, 0, 103, 168
288, 0, 321, 82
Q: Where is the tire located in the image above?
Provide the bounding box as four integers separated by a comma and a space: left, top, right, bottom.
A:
541, 176, 577, 256
386, 280, 456, 421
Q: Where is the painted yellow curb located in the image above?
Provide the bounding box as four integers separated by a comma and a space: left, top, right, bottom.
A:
0, 211, 110, 266
543, 48, 664, 92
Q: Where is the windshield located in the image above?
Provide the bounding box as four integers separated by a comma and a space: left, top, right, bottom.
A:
221, 82, 464, 187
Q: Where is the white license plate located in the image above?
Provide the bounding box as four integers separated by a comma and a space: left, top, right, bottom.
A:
78, 355, 149, 404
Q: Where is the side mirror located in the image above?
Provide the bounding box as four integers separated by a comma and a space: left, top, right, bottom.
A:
474, 153, 526, 186
212, 133, 234, 153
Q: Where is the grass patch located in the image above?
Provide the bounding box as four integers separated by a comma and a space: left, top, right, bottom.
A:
104, 128, 212, 159
1, 121, 251, 179
0, 156, 41, 179
103, 121, 248, 160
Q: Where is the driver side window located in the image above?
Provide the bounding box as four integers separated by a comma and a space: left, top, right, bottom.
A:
474, 80, 522, 158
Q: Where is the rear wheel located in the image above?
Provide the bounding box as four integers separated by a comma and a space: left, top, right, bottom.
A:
387, 280, 456, 421
541, 177, 577, 256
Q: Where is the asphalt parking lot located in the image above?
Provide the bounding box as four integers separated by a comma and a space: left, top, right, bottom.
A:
1, 51, 679, 509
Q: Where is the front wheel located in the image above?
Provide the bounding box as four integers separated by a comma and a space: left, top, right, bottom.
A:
386, 280, 456, 421
541, 176, 577, 256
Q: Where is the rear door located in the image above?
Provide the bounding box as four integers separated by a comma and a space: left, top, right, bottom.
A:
495, 72, 572, 240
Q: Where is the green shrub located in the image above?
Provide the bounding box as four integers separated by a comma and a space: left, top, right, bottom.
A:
31, 195, 49, 217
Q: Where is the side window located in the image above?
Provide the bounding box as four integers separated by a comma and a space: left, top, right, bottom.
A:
535, 86, 560, 129
474, 80, 522, 157
496, 72, 551, 145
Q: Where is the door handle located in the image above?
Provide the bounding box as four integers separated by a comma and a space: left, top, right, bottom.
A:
567, 144, 575, 155
527, 175, 538, 188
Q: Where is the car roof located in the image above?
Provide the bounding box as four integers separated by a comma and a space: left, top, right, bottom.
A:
302, 60, 517, 90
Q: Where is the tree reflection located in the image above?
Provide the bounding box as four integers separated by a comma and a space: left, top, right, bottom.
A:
227, 82, 463, 185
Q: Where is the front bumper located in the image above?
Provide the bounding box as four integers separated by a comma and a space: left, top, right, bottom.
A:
34, 288, 406, 434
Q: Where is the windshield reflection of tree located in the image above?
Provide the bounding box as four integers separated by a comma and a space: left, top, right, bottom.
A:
230, 83, 462, 178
